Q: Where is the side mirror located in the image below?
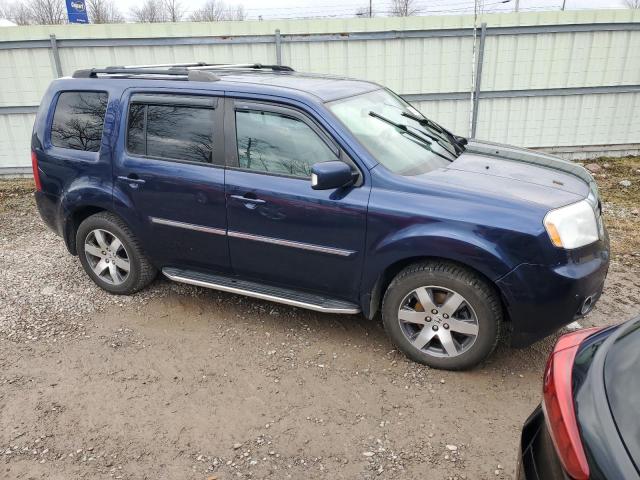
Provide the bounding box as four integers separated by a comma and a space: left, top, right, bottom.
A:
311, 161, 354, 190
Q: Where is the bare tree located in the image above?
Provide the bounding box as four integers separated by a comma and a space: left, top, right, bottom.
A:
624, 0, 640, 7
86, 0, 123, 23
190, 0, 246, 22
162, 0, 184, 21
130, 0, 167, 22
0, 1, 34, 24
189, 0, 225, 21
224, 4, 245, 20
389, 0, 420, 16
28, 0, 66, 24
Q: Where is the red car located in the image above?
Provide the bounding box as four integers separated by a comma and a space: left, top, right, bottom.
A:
518, 316, 640, 479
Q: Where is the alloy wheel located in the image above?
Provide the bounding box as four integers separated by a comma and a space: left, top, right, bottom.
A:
397, 286, 479, 358
84, 229, 131, 286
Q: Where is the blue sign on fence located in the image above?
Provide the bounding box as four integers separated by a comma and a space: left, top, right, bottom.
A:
66, 0, 89, 23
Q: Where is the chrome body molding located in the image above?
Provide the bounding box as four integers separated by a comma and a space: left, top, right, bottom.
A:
227, 230, 355, 257
149, 217, 226, 236
162, 270, 361, 314
149, 217, 355, 257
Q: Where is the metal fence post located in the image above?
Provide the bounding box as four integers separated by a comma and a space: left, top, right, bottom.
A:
49, 34, 63, 78
275, 29, 282, 66
470, 22, 487, 139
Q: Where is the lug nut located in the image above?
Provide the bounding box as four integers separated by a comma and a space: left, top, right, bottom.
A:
442, 313, 449, 319
426, 316, 431, 322
443, 323, 449, 330
431, 309, 438, 314
432, 325, 439, 331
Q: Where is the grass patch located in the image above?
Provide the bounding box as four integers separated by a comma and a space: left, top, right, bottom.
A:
583, 156, 640, 257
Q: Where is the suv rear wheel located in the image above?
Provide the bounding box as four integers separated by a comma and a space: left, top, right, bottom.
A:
76, 212, 157, 294
382, 261, 501, 370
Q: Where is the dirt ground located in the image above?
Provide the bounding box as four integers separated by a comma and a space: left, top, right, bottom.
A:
1, 157, 639, 480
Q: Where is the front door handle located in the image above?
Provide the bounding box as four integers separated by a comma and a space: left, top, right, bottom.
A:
117, 175, 146, 185
230, 194, 266, 205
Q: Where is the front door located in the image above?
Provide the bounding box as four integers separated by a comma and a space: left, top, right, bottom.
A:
113, 91, 229, 273
224, 99, 369, 300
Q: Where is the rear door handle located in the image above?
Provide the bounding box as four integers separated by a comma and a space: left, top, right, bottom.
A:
117, 175, 146, 186
230, 194, 266, 205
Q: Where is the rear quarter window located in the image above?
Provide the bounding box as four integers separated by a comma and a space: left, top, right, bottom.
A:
50, 91, 108, 152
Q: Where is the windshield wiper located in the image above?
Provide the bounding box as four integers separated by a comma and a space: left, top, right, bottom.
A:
368, 111, 454, 162
401, 111, 467, 154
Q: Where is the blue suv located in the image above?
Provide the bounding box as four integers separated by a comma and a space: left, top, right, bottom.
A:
32, 63, 610, 370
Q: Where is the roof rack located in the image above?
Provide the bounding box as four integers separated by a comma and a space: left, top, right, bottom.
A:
182, 63, 294, 72
71, 62, 295, 82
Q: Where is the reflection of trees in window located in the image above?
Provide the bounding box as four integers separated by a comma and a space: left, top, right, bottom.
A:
127, 104, 145, 155
126, 104, 214, 163
51, 92, 108, 152
236, 110, 334, 177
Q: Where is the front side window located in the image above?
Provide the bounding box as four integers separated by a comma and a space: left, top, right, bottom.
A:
51, 91, 108, 152
127, 102, 215, 164
328, 88, 459, 176
235, 109, 337, 178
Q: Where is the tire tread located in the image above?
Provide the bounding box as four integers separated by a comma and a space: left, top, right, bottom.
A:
79, 211, 156, 294
381, 260, 502, 370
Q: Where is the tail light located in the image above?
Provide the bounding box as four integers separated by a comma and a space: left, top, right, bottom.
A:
31, 150, 42, 191
542, 327, 601, 480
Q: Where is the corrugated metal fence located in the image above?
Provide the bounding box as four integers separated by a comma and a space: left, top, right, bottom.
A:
1, 9, 639, 174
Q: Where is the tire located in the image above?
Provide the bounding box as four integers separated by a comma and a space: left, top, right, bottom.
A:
381, 261, 502, 370
76, 212, 157, 295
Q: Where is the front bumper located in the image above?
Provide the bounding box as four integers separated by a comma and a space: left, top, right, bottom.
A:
518, 405, 565, 480
497, 235, 610, 347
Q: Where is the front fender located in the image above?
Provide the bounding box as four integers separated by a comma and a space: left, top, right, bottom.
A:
360, 223, 522, 319
367, 223, 517, 285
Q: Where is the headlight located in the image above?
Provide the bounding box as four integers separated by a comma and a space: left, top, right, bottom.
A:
544, 199, 599, 249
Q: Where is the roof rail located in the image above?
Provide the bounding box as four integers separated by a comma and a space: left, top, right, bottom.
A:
110, 62, 210, 69
72, 67, 221, 82
71, 62, 294, 80
184, 63, 294, 72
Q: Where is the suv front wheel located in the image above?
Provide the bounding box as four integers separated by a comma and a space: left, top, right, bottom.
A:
76, 212, 157, 295
382, 261, 502, 370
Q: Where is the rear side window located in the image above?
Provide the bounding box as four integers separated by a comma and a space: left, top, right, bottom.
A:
50, 91, 108, 152
127, 101, 215, 164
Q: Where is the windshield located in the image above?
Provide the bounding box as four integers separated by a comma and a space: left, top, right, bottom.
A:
328, 88, 462, 176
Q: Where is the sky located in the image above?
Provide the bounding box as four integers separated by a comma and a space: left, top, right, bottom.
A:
111, 0, 629, 20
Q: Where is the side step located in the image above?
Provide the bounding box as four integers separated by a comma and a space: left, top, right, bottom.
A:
162, 267, 361, 314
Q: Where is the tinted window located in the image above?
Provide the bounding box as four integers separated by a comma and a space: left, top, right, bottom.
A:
127, 103, 214, 164
127, 104, 145, 155
51, 91, 108, 152
235, 110, 336, 177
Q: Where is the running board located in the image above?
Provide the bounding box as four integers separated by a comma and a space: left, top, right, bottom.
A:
162, 267, 361, 314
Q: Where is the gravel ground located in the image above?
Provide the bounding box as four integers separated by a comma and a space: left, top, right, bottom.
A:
1, 158, 639, 480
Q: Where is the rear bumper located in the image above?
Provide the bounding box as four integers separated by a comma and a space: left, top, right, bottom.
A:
497, 236, 610, 347
518, 405, 565, 480
35, 190, 62, 236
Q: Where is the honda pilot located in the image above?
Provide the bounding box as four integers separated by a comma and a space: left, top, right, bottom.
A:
32, 63, 610, 370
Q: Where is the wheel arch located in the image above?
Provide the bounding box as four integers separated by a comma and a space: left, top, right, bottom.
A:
364, 255, 510, 323
63, 205, 109, 255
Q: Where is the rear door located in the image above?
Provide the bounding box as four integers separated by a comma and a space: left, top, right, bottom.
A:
223, 98, 369, 299
113, 91, 229, 273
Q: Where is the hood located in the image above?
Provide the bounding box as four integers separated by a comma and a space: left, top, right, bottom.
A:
465, 140, 598, 197
413, 141, 594, 210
